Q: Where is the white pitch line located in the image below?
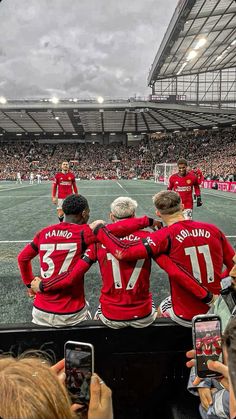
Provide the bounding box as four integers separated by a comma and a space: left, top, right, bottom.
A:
0, 184, 36, 193
0, 240, 30, 243
116, 181, 129, 193
0, 193, 157, 198
202, 191, 236, 201
1, 235, 235, 244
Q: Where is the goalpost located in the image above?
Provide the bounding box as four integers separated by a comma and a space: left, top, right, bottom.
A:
154, 163, 177, 185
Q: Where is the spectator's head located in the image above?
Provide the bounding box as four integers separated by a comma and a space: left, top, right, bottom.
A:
223, 317, 236, 416
61, 161, 69, 173
230, 253, 236, 289
62, 194, 90, 224
177, 158, 188, 176
153, 190, 183, 221
0, 355, 75, 419
110, 196, 137, 222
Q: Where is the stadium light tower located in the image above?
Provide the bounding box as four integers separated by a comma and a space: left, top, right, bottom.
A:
97, 96, 104, 104
51, 96, 59, 104
0, 96, 7, 104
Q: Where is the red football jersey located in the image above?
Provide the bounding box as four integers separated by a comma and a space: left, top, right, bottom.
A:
168, 172, 200, 209
95, 220, 235, 320
202, 336, 213, 356
212, 335, 222, 355
196, 338, 203, 355
18, 222, 95, 314
190, 168, 204, 185
52, 171, 78, 199
88, 230, 153, 320
18, 216, 153, 315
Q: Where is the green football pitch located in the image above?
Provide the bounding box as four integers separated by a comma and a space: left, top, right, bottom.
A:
0, 179, 235, 325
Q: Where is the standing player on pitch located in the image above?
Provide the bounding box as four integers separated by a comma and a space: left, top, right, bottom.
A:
168, 158, 202, 220
190, 164, 204, 202
52, 161, 78, 222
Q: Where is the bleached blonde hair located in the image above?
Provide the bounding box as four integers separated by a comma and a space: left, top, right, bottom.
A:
110, 196, 138, 219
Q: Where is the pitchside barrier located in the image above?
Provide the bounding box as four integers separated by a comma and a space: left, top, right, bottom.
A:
202, 180, 236, 193
0, 319, 200, 419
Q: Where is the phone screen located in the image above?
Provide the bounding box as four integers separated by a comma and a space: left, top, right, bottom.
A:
65, 341, 94, 404
194, 317, 223, 378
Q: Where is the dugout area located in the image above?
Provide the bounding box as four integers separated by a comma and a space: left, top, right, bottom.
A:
0, 319, 200, 419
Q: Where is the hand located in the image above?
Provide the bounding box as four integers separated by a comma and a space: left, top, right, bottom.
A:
89, 220, 105, 231
31, 276, 42, 293
150, 220, 163, 231
27, 288, 36, 299
186, 349, 202, 385
208, 294, 218, 306
88, 374, 113, 419
52, 197, 57, 205
198, 388, 212, 411
207, 360, 229, 390
197, 196, 202, 207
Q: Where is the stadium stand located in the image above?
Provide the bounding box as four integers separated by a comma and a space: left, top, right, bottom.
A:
0, 127, 236, 181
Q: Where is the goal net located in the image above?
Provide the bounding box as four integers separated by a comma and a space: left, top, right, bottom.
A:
154, 163, 177, 185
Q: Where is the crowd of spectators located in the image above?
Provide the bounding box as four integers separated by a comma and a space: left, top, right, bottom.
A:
0, 127, 235, 181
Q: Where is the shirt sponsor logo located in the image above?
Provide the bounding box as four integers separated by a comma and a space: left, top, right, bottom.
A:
175, 186, 192, 192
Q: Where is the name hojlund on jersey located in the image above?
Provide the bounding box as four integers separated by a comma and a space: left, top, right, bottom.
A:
176, 228, 211, 243
45, 230, 73, 239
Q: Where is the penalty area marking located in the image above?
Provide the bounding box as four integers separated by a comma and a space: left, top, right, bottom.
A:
116, 182, 128, 193
1, 235, 235, 244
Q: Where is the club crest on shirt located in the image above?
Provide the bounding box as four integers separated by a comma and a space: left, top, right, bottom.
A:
186, 179, 192, 184
68, 177, 71, 180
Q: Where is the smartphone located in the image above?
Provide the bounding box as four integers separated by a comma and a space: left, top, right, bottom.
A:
192, 314, 223, 378
65, 341, 94, 405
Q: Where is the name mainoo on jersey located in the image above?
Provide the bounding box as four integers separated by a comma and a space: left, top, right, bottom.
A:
176, 229, 211, 243
45, 230, 72, 239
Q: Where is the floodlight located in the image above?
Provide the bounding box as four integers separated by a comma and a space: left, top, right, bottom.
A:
55, 116, 60, 120
0, 96, 7, 104
73, 98, 78, 102
51, 97, 59, 104
97, 96, 104, 104
186, 50, 198, 61
195, 38, 207, 50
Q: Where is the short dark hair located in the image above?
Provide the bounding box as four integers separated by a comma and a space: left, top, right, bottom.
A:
62, 194, 88, 215
153, 190, 181, 215
223, 317, 236, 396
177, 158, 188, 166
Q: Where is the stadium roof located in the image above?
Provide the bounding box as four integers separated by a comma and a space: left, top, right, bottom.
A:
0, 100, 236, 136
148, 0, 236, 84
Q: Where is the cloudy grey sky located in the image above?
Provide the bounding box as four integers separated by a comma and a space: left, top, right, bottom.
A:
0, 0, 178, 100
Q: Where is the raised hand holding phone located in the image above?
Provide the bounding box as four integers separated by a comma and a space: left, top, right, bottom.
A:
65, 341, 94, 405
192, 314, 223, 379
